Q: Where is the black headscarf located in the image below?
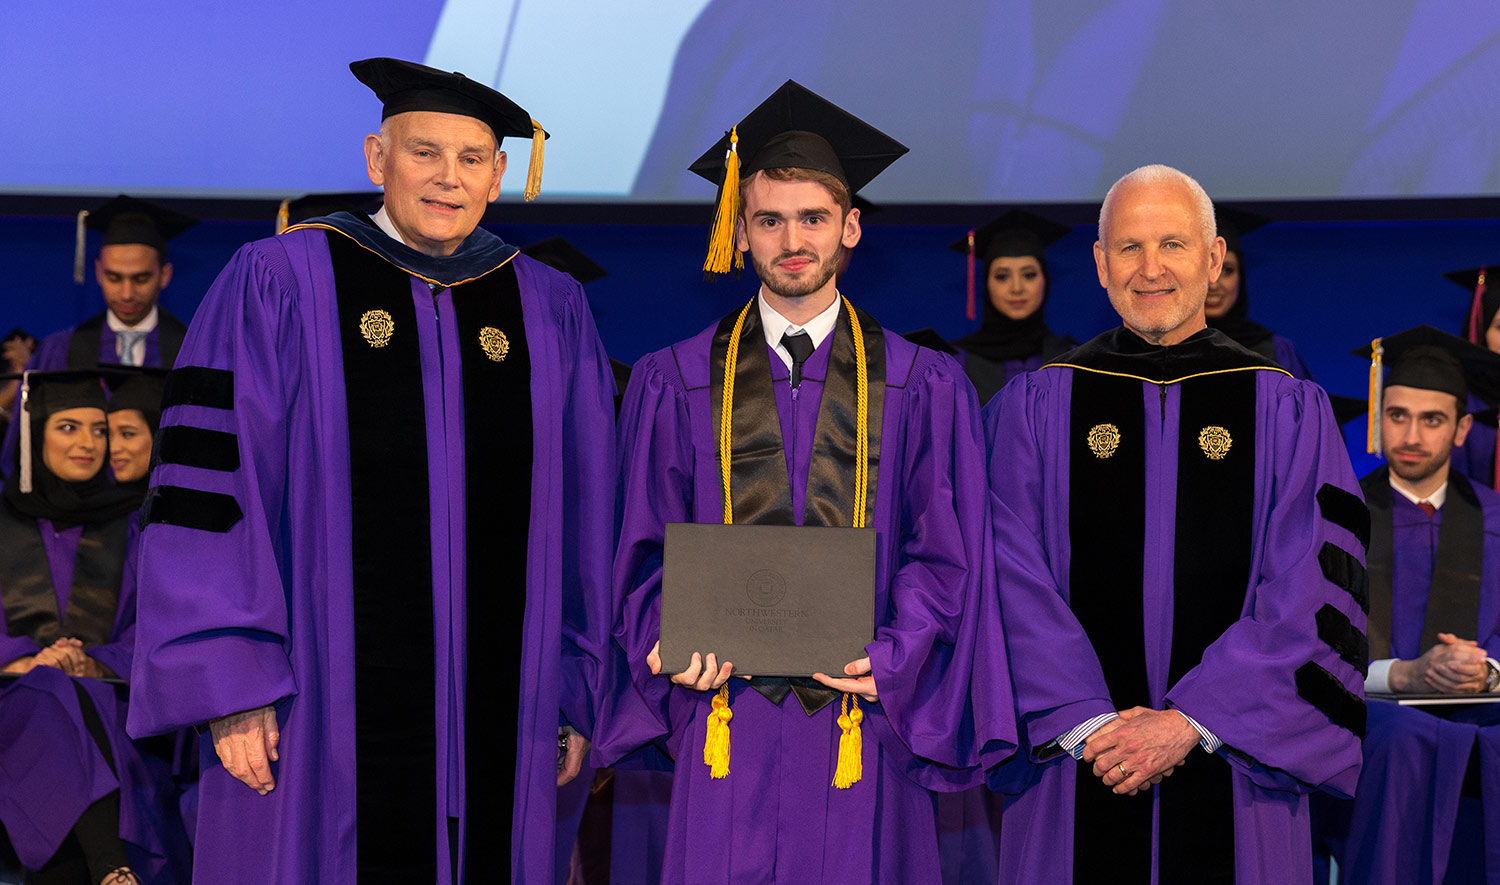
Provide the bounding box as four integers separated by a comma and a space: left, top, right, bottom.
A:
3, 373, 144, 527
954, 230, 1070, 362
1205, 231, 1276, 350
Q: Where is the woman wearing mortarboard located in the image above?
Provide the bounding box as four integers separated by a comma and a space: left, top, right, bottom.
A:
950, 209, 1079, 406
1453, 264, 1500, 489
1203, 206, 1315, 380
0, 371, 187, 885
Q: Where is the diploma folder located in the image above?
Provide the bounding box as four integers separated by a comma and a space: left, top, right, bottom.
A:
660, 522, 876, 677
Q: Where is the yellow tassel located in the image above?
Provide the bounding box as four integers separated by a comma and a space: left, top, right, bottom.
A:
74, 210, 89, 284
275, 199, 290, 235
1367, 337, 1383, 455
704, 683, 732, 779
833, 693, 863, 789
703, 127, 741, 276
524, 119, 546, 202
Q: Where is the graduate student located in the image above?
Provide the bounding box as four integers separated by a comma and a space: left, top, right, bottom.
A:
124, 58, 618, 884
1203, 206, 1315, 379
596, 80, 1015, 884
1314, 327, 1500, 884
987, 164, 1368, 883
0, 371, 186, 885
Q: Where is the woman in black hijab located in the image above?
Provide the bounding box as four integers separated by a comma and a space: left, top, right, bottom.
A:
0, 371, 185, 885
1452, 265, 1500, 488
951, 209, 1078, 405
1203, 207, 1314, 379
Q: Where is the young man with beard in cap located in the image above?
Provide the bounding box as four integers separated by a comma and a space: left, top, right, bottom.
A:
1314, 326, 1500, 883
986, 164, 1368, 882
595, 81, 1015, 883
124, 58, 618, 884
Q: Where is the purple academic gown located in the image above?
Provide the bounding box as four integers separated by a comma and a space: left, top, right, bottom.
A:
597, 305, 1015, 884
0, 520, 186, 881
1316, 480, 1500, 884
124, 223, 618, 884
987, 329, 1367, 883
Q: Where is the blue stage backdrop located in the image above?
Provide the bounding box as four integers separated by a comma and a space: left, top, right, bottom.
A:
4, 210, 1496, 474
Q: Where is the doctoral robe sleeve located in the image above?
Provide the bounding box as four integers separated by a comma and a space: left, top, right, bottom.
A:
593, 351, 695, 765
1165, 380, 1368, 797
553, 278, 619, 739
984, 373, 1118, 766
126, 242, 302, 737
864, 353, 1017, 787
86, 522, 140, 681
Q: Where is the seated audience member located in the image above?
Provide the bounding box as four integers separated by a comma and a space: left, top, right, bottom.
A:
1452, 264, 1500, 489
949, 208, 1078, 405
1204, 206, 1315, 379
0, 371, 185, 885
1314, 326, 1500, 883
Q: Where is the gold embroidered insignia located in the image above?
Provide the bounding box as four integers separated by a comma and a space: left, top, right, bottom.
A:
479, 326, 509, 362
1199, 425, 1232, 460
359, 309, 394, 348
1087, 423, 1120, 459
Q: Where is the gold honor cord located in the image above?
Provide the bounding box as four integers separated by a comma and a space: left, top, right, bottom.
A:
708, 294, 871, 787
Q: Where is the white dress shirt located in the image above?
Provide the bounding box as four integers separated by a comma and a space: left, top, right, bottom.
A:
757, 290, 841, 371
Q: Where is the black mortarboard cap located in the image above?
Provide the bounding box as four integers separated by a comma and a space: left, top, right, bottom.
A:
688, 80, 908, 193
947, 208, 1071, 319
520, 237, 607, 284
84, 195, 197, 253
350, 57, 549, 200
276, 191, 383, 232
1213, 205, 1270, 252
901, 328, 958, 356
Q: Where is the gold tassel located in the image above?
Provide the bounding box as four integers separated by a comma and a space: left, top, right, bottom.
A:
703, 127, 741, 276
275, 199, 290, 235
1367, 337, 1384, 454
703, 683, 732, 779
832, 692, 863, 789
523, 119, 546, 202
74, 210, 89, 284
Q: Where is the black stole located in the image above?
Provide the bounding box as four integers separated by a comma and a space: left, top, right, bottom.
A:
328, 232, 532, 881
0, 502, 127, 648
708, 298, 884, 713
1068, 370, 1259, 884
1361, 465, 1484, 659
66, 309, 187, 369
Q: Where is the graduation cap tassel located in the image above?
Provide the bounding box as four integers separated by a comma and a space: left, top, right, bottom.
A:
965, 229, 977, 321
275, 200, 291, 235
704, 683, 732, 779
1367, 338, 1384, 455
73, 210, 89, 285
703, 127, 741, 277
832, 693, 864, 789
524, 119, 546, 202
17, 372, 31, 494
1468, 267, 1488, 345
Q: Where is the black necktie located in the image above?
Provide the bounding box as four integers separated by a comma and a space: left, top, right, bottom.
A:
781, 331, 815, 388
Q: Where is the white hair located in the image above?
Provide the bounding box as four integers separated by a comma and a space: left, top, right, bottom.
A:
1097, 164, 1216, 245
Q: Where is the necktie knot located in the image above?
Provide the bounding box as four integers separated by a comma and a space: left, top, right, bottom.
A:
781, 331, 815, 388
1418, 500, 1437, 518
117, 330, 146, 367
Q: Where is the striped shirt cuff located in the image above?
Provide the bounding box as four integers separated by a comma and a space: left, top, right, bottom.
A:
1059, 710, 1221, 759
1179, 711, 1222, 753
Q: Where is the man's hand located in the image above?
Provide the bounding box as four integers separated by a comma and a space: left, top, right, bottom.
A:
209, 705, 281, 795
1, 335, 34, 374
647, 640, 734, 691
1, 654, 36, 675
33, 638, 90, 676
1082, 707, 1200, 795
1391, 633, 1489, 694
812, 656, 878, 702
557, 728, 590, 787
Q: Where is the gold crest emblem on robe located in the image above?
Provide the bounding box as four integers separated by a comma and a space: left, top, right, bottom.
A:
479, 326, 509, 362
1199, 425, 1232, 460
359, 309, 394, 348
1087, 423, 1120, 459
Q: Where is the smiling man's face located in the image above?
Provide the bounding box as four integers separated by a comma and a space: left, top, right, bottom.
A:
364, 111, 507, 257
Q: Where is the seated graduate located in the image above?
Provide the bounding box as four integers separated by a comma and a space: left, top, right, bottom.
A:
1313, 326, 1500, 884
949, 209, 1078, 405
1203, 206, 1315, 379
1451, 264, 1500, 489
105, 371, 165, 491
0, 371, 186, 885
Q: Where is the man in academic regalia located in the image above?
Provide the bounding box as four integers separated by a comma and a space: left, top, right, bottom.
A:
987, 164, 1368, 883
124, 58, 618, 884
1313, 327, 1500, 884
594, 81, 1015, 884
